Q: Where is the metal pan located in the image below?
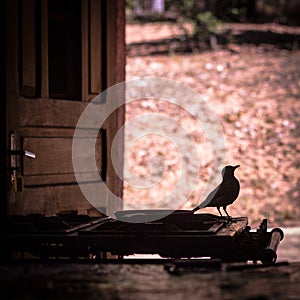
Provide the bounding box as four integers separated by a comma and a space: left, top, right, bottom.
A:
114, 209, 193, 223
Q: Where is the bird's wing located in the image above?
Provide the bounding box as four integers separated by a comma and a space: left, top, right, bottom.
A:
209, 182, 234, 205
197, 184, 221, 209
207, 181, 237, 206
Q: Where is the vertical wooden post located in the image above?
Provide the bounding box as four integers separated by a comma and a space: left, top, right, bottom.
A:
0, 0, 7, 216
105, 0, 126, 215
5, 0, 22, 214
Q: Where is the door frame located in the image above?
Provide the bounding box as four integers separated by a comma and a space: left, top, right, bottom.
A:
0, 1, 7, 216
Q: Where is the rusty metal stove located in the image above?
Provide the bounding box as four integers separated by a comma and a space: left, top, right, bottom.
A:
0, 211, 283, 264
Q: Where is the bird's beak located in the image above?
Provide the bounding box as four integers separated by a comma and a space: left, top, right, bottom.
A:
233, 165, 240, 169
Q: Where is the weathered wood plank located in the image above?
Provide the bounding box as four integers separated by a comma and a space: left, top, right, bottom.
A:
217, 218, 248, 237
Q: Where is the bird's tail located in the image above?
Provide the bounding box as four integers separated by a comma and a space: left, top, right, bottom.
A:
191, 189, 218, 213
191, 200, 207, 213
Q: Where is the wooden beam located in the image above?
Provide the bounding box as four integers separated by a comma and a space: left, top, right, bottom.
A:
115, 0, 126, 202
104, 0, 126, 214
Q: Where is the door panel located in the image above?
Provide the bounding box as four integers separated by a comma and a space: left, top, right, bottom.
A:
48, 0, 82, 100
23, 135, 103, 185
21, 0, 37, 98
22, 184, 102, 216
23, 137, 75, 176
90, 0, 102, 94
20, 98, 86, 127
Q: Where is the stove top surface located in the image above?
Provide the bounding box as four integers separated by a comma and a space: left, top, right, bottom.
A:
0, 212, 282, 264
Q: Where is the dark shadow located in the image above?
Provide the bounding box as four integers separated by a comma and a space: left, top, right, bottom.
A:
127, 25, 300, 57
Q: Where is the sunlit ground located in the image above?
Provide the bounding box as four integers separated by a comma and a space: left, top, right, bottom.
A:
124, 22, 300, 230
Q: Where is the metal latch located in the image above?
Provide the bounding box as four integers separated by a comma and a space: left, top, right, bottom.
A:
9, 133, 36, 192
10, 150, 36, 159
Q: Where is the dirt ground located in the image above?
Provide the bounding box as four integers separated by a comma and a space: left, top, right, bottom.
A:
1, 262, 300, 300
124, 22, 300, 229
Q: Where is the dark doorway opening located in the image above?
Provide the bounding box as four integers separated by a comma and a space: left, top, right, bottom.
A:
48, 0, 82, 100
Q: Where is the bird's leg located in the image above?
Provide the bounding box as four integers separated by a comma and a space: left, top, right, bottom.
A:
223, 206, 232, 222
217, 207, 223, 217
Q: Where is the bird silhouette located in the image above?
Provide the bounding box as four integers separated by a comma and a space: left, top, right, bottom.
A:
192, 165, 240, 220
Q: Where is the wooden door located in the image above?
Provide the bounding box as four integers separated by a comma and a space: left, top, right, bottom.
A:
5, 0, 125, 216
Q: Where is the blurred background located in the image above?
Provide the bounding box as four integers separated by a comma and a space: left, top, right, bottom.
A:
123, 0, 300, 230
